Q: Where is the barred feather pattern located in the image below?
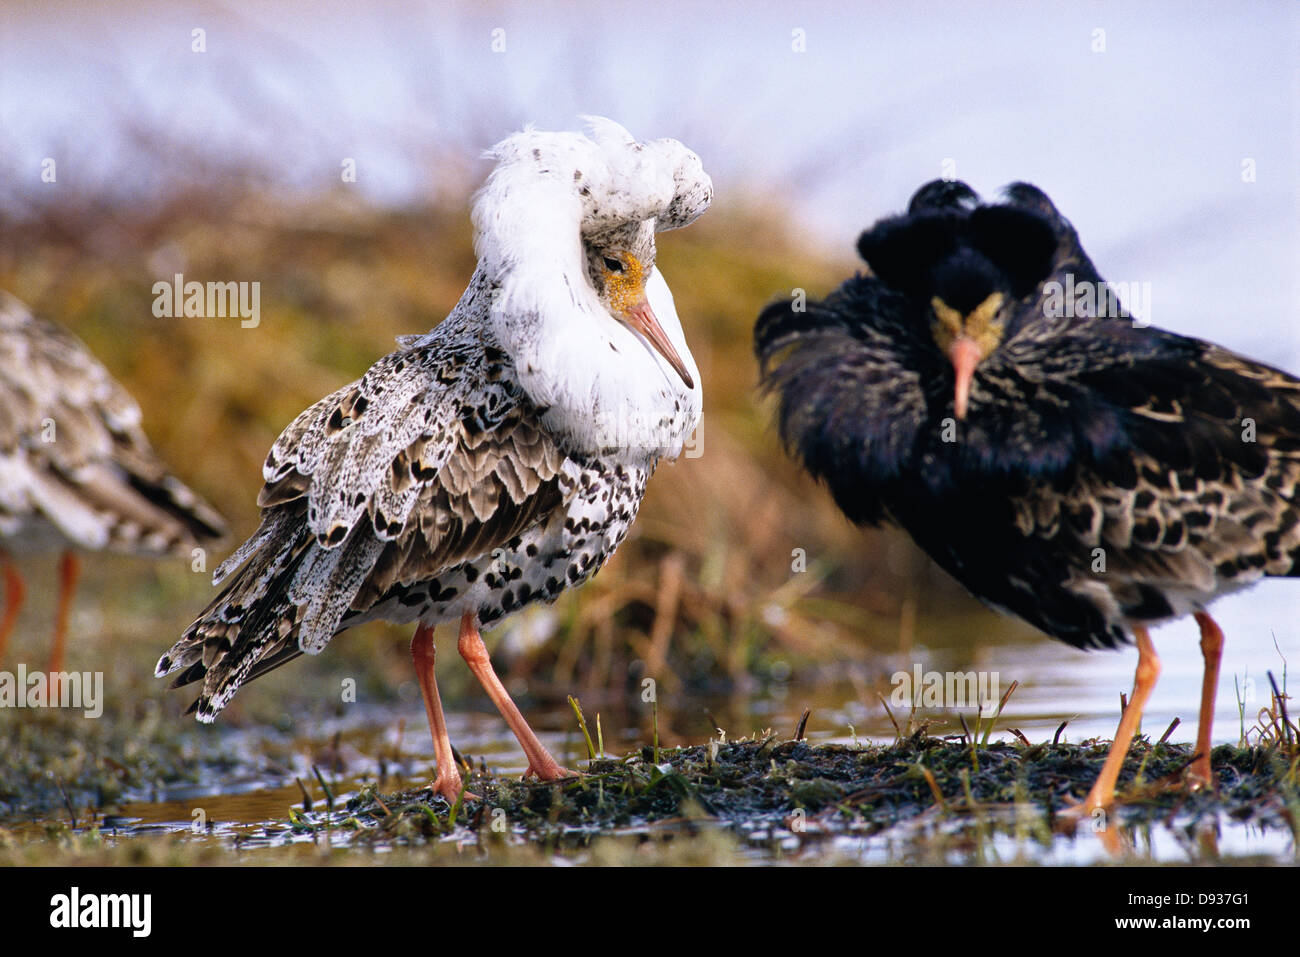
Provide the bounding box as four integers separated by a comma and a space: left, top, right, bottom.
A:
156, 292, 656, 721
0, 292, 226, 556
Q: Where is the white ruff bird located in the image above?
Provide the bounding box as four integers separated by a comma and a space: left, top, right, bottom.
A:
157, 118, 712, 800
0, 292, 227, 669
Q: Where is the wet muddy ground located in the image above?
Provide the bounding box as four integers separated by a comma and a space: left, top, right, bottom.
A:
1, 562, 1296, 866
3, 679, 1296, 866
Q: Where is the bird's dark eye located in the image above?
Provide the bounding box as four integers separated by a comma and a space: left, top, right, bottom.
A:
603, 257, 623, 273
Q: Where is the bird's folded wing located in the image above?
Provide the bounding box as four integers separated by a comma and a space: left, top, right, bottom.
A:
755, 277, 928, 523
0, 293, 226, 552
159, 337, 568, 717
1009, 338, 1300, 593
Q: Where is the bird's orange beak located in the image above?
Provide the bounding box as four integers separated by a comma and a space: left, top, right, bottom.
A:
948, 336, 982, 420
625, 299, 694, 389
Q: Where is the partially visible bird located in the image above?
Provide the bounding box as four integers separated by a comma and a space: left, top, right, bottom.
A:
0, 292, 227, 671
156, 118, 711, 801
755, 179, 1300, 813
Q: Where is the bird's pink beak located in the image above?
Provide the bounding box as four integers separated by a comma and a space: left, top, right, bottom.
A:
949, 336, 982, 420
625, 299, 694, 389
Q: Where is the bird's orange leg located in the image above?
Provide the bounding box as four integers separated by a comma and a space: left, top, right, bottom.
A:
1077, 625, 1162, 813
48, 550, 79, 677
410, 622, 473, 802
0, 555, 24, 665
1187, 611, 1224, 790
456, 611, 577, 782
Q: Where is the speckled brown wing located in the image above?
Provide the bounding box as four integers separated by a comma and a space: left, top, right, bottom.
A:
918, 336, 1300, 650
1087, 348, 1297, 576
0, 292, 226, 555
352, 404, 565, 608
156, 329, 568, 720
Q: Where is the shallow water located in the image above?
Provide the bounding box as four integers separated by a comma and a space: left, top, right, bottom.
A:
5, 557, 1295, 865
91, 618, 1296, 865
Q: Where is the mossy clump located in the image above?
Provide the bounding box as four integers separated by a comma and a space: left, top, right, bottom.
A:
322, 731, 1300, 851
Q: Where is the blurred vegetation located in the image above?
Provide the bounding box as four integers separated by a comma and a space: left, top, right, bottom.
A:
0, 161, 998, 733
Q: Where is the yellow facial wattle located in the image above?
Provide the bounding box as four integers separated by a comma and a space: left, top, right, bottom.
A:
932, 291, 1006, 420
930, 291, 1005, 360
602, 253, 648, 319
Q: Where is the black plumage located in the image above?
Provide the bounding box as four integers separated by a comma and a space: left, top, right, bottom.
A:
755, 180, 1300, 810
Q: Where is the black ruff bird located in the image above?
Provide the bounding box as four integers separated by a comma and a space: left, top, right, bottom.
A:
754, 179, 1300, 813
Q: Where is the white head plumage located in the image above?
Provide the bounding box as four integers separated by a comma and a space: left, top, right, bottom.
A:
466, 117, 712, 461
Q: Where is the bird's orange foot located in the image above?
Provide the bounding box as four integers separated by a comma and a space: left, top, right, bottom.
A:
1183, 755, 1216, 792
523, 761, 581, 783
1055, 792, 1125, 854
431, 769, 479, 804
1055, 771, 1125, 830
1057, 791, 1110, 825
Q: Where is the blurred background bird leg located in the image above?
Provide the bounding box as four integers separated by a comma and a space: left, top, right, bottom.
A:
456, 611, 575, 781
48, 550, 80, 677
0, 551, 25, 664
